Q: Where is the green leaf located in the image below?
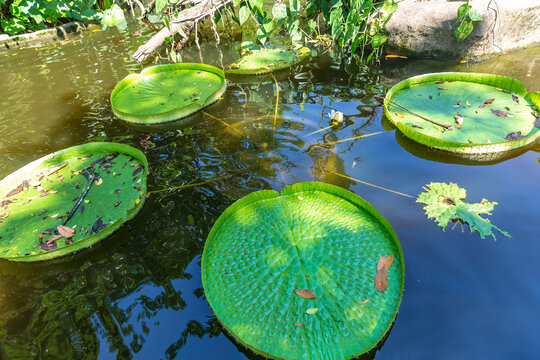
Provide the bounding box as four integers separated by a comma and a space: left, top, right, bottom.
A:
272, 3, 287, 19
156, 0, 168, 13
456, 3, 471, 22
454, 20, 474, 41
249, 0, 263, 12
177, 26, 187, 39
416, 182, 511, 240
289, 0, 300, 13
468, 8, 483, 22
111, 63, 227, 124
306, 307, 319, 315
307, 19, 316, 34
239, 6, 250, 25
0, 143, 148, 262
1, 18, 26, 35
202, 182, 404, 359
262, 18, 274, 33
370, 33, 387, 48
256, 27, 267, 45
101, 4, 125, 27
226, 47, 310, 75
384, 72, 540, 154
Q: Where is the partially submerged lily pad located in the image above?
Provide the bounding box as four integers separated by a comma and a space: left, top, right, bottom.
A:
225, 46, 310, 76
111, 63, 227, 124
0, 143, 147, 262
383, 73, 540, 154
202, 182, 404, 359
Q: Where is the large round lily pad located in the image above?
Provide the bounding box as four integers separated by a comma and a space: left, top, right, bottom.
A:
225, 46, 310, 76
383, 72, 540, 154
202, 182, 404, 359
0, 143, 147, 262
111, 63, 227, 124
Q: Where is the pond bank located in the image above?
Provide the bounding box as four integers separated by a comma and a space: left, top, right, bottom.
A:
385, 0, 540, 61
0, 21, 98, 50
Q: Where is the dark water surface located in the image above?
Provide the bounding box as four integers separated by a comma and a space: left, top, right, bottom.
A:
0, 23, 539, 360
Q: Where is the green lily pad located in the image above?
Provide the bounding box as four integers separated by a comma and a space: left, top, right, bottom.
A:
0, 143, 147, 262
202, 182, 404, 359
383, 72, 540, 154
225, 46, 311, 76
111, 63, 227, 124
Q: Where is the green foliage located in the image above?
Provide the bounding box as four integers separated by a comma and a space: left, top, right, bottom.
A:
231, 0, 398, 61
100, 3, 124, 27
417, 182, 510, 240
454, 1, 483, 41
1, 0, 103, 35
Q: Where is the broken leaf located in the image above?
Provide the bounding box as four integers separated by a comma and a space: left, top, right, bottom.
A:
504, 131, 525, 140
295, 289, 317, 299
416, 182, 510, 240
374, 267, 388, 293
377, 255, 394, 272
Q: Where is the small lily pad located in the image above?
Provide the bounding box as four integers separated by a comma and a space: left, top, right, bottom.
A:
225, 46, 310, 76
202, 182, 404, 359
0, 143, 147, 262
111, 63, 227, 124
383, 73, 540, 154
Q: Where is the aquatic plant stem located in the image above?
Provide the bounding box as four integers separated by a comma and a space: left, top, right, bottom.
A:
374, 95, 453, 130
271, 73, 279, 130
328, 171, 414, 198
147, 174, 233, 194
203, 112, 245, 136
310, 132, 384, 148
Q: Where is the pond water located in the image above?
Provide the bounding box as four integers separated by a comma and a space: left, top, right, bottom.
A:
0, 22, 539, 360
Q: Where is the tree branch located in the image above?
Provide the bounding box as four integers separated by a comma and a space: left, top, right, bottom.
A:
132, 0, 232, 64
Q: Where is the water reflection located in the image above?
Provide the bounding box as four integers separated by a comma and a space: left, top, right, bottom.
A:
1, 17, 539, 360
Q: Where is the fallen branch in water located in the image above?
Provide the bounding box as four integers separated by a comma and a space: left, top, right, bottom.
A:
133, 0, 232, 63
374, 95, 453, 130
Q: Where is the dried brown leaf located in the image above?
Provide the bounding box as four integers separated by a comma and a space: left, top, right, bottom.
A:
57, 225, 75, 238
376, 255, 394, 271
295, 289, 317, 299
374, 268, 388, 293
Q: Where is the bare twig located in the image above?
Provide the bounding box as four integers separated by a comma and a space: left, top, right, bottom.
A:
374, 95, 453, 130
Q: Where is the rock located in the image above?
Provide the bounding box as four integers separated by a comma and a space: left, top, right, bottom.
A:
385, 0, 540, 61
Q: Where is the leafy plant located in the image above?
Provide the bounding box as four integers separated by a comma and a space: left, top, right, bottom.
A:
230, 0, 399, 62
0, 0, 103, 35
417, 182, 510, 240
454, 1, 483, 41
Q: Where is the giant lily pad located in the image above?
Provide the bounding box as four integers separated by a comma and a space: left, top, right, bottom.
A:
225, 46, 311, 76
383, 72, 540, 154
202, 182, 404, 359
111, 63, 227, 124
0, 143, 147, 262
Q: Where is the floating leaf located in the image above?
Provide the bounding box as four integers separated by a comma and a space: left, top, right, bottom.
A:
295, 289, 317, 299
0, 143, 147, 262
202, 182, 404, 359
306, 308, 319, 315
416, 182, 511, 240
384, 72, 540, 154
225, 46, 310, 76
111, 63, 227, 124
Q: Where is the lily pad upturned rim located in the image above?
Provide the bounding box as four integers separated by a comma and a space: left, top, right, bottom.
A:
110, 63, 227, 124
384, 72, 540, 154
0, 142, 148, 262
202, 181, 405, 360
224, 46, 311, 76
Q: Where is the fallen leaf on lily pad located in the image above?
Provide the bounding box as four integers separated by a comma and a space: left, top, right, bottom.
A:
504, 131, 525, 140
377, 255, 394, 271
374, 266, 388, 293
306, 308, 319, 315
57, 225, 75, 238
361, 299, 369, 305
294, 323, 305, 327
295, 289, 317, 299
491, 109, 507, 117
395, 112, 405, 118
454, 115, 464, 128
